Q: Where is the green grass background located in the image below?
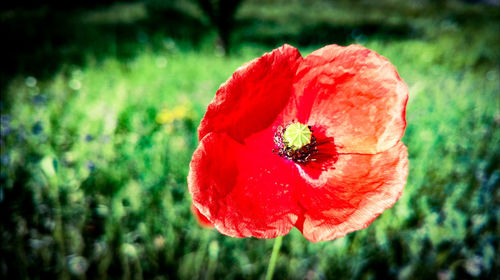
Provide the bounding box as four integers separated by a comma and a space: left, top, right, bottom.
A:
1, 0, 499, 279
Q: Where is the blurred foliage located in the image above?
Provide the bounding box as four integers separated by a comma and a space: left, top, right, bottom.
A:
1, 0, 500, 279
195, 0, 244, 53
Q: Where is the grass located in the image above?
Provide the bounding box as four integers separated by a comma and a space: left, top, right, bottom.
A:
1, 0, 499, 279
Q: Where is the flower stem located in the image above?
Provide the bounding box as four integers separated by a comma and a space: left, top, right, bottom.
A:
265, 235, 283, 280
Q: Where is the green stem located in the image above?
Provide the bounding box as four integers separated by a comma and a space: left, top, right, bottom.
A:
265, 236, 283, 280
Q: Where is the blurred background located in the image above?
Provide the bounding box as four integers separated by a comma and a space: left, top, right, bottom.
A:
1, 0, 499, 279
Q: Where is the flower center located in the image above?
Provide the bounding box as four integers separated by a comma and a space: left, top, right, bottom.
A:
273, 122, 318, 164
273, 122, 338, 169
283, 122, 312, 150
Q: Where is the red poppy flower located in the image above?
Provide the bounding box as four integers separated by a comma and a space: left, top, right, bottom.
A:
188, 44, 408, 242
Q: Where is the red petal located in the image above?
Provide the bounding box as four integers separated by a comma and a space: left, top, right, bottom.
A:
191, 204, 214, 228
198, 44, 303, 142
188, 132, 300, 238
290, 44, 408, 154
295, 141, 408, 242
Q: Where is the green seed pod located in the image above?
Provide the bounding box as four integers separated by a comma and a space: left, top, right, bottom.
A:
283, 122, 312, 150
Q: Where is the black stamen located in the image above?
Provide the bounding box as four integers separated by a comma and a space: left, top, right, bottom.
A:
272, 125, 336, 167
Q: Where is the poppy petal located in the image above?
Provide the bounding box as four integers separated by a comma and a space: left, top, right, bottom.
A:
295, 141, 408, 242
191, 204, 214, 228
290, 44, 408, 154
198, 44, 303, 142
188, 132, 300, 238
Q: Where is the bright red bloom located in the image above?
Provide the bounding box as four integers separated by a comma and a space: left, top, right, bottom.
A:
188, 44, 408, 242
191, 204, 213, 228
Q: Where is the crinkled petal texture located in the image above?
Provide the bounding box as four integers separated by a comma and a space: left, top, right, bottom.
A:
191, 204, 214, 228
295, 142, 408, 242
286, 44, 408, 154
198, 44, 302, 142
189, 132, 300, 238
189, 44, 409, 242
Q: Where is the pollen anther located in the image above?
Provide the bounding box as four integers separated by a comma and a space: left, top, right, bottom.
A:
273, 123, 337, 168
